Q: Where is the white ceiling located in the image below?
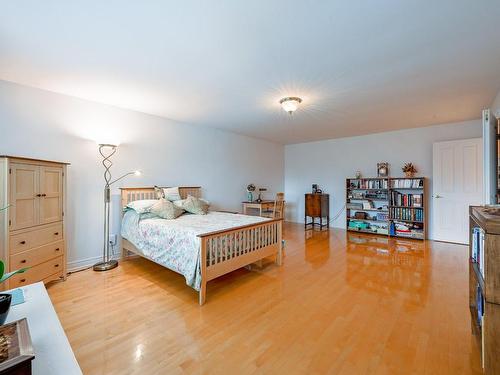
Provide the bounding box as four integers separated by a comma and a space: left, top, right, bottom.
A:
1, 1, 500, 144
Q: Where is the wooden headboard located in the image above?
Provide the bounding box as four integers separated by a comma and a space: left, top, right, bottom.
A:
120, 186, 201, 207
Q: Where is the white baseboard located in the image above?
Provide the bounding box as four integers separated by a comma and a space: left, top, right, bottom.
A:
67, 255, 102, 272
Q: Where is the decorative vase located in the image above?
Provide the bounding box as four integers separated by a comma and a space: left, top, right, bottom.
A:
405, 171, 415, 178
0, 294, 12, 325
247, 192, 253, 202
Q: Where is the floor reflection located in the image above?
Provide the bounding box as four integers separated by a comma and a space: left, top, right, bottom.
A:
345, 232, 430, 307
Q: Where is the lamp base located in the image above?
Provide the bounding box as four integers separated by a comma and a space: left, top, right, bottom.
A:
93, 260, 118, 271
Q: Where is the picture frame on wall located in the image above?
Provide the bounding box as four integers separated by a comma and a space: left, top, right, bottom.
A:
377, 162, 389, 177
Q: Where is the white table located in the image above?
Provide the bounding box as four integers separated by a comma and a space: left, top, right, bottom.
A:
5, 282, 82, 375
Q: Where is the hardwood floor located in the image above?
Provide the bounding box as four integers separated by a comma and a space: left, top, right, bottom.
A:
47, 223, 482, 374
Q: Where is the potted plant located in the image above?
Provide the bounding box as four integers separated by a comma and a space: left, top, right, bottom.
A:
402, 163, 417, 178
0, 261, 28, 325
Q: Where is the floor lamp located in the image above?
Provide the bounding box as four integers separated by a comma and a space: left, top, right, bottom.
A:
93, 144, 141, 272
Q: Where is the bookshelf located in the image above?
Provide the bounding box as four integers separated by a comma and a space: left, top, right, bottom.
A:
469, 206, 500, 374
346, 177, 426, 240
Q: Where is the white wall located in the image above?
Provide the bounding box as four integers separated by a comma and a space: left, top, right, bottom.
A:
284, 120, 482, 239
0, 80, 284, 269
492, 89, 500, 116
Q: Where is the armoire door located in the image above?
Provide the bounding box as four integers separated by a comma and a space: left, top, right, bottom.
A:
10, 163, 39, 230
39, 166, 63, 225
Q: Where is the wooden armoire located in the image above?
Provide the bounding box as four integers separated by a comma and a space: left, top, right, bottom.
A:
0, 156, 68, 289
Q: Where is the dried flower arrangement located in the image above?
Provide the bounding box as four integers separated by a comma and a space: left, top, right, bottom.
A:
402, 163, 417, 177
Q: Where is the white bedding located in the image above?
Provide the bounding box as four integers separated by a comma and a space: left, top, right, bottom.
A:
121, 210, 269, 290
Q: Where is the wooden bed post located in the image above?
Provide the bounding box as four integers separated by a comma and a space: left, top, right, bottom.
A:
276, 220, 283, 266
199, 239, 207, 305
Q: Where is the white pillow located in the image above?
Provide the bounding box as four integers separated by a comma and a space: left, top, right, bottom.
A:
125, 199, 158, 214
163, 187, 182, 201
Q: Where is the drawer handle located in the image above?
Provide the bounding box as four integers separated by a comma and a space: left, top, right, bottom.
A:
41, 193, 47, 197
19, 240, 26, 245
20, 260, 26, 264
20, 278, 26, 283
36, 194, 42, 197
54, 232, 59, 235
54, 264, 59, 268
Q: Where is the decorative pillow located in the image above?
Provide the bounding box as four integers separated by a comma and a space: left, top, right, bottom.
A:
125, 199, 158, 214
149, 198, 184, 220
154, 186, 165, 199
177, 195, 210, 215
163, 187, 182, 201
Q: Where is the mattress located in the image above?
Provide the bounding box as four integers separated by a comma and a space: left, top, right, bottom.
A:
121, 210, 269, 290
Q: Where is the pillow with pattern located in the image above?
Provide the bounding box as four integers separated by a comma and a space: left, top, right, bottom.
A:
149, 198, 184, 219
163, 186, 182, 201
154, 186, 165, 199
176, 195, 210, 215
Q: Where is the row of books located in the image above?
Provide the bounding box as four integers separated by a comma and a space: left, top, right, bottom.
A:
389, 192, 423, 207
389, 207, 423, 222
472, 227, 485, 277
349, 179, 388, 189
390, 179, 424, 188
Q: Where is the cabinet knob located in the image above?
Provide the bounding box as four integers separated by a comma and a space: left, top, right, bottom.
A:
41, 193, 47, 197
19, 240, 26, 245
55, 248, 60, 251
35, 194, 42, 197
20, 260, 26, 264
54, 232, 59, 235
54, 264, 59, 268
20, 278, 26, 283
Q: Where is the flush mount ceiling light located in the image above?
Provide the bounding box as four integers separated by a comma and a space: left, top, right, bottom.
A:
279, 96, 302, 114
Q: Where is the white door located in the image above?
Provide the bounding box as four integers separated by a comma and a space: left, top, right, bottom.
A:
432, 138, 483, 244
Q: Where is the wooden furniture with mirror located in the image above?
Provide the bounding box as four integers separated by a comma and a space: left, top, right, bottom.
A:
305, 193, 329, 229
469, 206, 500, 374
0, 156, 68, 290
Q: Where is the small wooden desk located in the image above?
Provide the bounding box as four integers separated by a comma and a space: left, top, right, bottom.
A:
242, 200, 274, 216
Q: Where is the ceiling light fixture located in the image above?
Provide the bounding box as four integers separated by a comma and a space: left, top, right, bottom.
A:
279, 96, 302, 114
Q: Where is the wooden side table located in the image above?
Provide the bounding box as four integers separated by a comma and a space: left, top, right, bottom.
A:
305, 193, 329, 230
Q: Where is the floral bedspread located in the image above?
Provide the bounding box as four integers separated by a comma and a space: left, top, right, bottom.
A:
121, 210, 269, 290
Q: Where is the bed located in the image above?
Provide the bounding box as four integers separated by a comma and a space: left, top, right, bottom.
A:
120, 187, 283, 305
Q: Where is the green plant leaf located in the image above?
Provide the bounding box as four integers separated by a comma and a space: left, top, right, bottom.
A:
0, 268, 28, 283
0, 261, 4, 280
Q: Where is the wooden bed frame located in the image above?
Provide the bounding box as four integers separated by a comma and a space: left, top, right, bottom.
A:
120, 187, 283, 305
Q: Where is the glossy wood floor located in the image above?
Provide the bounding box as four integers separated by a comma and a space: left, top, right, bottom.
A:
47, 223, 482, 375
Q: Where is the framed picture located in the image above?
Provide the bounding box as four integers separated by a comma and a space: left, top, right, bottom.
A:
377, 162, 389, 177
0, 318, 34, 373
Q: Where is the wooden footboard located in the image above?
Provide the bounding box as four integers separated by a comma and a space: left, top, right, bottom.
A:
198, 218, 283, 305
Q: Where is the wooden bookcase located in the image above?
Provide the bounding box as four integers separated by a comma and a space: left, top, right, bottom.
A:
469, 206, 500, 374
346, 177, 426, 240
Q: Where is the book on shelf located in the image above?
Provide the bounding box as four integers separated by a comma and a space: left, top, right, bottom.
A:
472, 227, 485, 277
476, 284, 484, 328
390, 178, 424, 189
390, 191, 423, 207
390, 207, 423, 222
348, 179, 388, 189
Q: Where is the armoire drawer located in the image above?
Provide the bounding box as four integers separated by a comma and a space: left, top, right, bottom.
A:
9, 223, 63, 254
10, 240, 64, 269
9, 256, 64, 288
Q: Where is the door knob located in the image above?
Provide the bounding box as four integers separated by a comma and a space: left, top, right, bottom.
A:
435, 194, 443, 199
